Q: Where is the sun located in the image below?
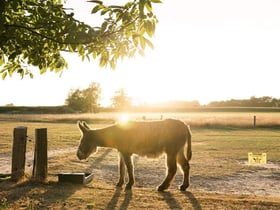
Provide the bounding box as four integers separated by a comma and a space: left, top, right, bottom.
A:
118, 114, 130, 123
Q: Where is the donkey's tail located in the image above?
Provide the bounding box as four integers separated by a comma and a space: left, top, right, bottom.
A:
185, 125, 192, 160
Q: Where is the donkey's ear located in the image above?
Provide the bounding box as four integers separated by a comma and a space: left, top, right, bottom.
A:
77, 121, 89, 133
82, 121, 91, 130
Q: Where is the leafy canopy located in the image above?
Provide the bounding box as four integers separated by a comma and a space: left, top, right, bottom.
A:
0, 0, 160, 79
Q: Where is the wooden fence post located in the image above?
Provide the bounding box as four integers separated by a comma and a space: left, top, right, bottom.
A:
253, 115, 256, 128
33, 128, 48, 182
11, 126, 27, 181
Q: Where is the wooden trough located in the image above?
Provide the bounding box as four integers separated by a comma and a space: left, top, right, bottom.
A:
58, 173, 94, 185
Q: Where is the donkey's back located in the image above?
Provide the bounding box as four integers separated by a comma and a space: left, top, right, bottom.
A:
106, 119, 191, 157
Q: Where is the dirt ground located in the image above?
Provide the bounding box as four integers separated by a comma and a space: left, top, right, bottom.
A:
1, 147, 280, 199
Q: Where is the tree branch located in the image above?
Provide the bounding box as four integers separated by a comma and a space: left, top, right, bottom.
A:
4, 24, 93, 45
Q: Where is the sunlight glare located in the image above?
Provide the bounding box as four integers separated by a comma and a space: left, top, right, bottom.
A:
118, 114, 130, 124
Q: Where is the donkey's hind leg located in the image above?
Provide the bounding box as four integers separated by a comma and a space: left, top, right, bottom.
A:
158, 154, 177, 191
177, 150, 190, 191
116, 153, 126, 187
122, 153, 135, 190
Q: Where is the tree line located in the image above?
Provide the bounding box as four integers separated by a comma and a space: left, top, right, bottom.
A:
208, 96, 280, 107
65, 83, 280, 113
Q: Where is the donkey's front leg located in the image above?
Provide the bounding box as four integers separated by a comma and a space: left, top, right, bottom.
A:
122, 153, 134, 190
117, 153, 126, 187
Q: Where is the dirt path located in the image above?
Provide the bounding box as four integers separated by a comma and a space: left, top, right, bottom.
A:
1, 148, 279, 198
190, 163, 280, 197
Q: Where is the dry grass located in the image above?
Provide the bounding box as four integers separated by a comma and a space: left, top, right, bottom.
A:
0, 122, 80, 155
1, 112, 280, 154
1, 112, 280, 127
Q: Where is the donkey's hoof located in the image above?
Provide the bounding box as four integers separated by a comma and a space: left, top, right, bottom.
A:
157, 185, 168, 192
116, 182, 123, 188
125, 184, 132, 191
179, 184, 189, 191
179, 185, 186, 191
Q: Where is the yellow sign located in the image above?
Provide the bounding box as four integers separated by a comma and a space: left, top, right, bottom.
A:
248, 152, 267, 164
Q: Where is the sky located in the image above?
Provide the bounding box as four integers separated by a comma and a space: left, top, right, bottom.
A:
1, 0, 280, 106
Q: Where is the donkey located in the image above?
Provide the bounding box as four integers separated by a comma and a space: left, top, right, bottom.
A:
76, 119, 192, 191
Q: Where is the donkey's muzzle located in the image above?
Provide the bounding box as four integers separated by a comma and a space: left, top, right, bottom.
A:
77, 149, 86, 160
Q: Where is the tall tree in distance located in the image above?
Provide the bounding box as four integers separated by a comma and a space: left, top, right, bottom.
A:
83, 82, 101, 112
0, 0, 160, 79
111, 88, 132, 109
65, 88, 85, 112
65, 82, 101, 112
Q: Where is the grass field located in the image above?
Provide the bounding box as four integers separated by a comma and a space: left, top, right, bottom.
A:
1, 112, 280, 209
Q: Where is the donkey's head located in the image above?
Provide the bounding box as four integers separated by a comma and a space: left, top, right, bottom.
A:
76, 121, 97, 160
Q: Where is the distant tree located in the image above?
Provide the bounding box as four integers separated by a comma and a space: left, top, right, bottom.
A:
65, 82, 101, 112
83, 82, 101, 112
258, 96, 274, 107
111, 88, 131, 109
271, 98, 280, 107
65, 89, 86, 112
0, 0, 159, 79
5, 103, 14, 107
249, 96, 258, 106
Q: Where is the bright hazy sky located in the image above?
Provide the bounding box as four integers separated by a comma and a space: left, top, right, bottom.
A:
1, 0, 280, 106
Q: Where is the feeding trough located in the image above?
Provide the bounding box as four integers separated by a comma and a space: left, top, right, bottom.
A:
58, 173, 94, 184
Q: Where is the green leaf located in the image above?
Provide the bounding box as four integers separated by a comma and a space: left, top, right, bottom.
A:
101, 8, 110, 15
56, 61, 62, 69
132, 35, 139, 47
144, 37, 154, 49
108, 5, 123, 9
29, 73, 34, 79
150, 0, 162, 3
139, 36, 146, 49
99, 57, 107, 68
4, 15, 11, 23
92, 51, 97, 59
40, 67, 47, 74
18, 69, 24, 79
0, 53, 4, 66
1, 71, 7, 80
138, 49, 145, 57
144, 20, 155, 37
91, 5, 102, 14
145, 1, 152, 13
68, 44, 75, 52
77, 45, 85, 55
109, 59, 116, 69
101, 21, 108, 32
87, 0, 103, 4
43, 42, 48, 49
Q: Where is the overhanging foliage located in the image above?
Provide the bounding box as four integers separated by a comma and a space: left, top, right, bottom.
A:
0, 0, 160, 79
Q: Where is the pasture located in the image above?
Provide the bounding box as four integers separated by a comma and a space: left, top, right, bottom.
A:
1, 112, 280, 209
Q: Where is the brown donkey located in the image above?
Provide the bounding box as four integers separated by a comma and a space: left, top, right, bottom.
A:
77, 119, 192, 191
